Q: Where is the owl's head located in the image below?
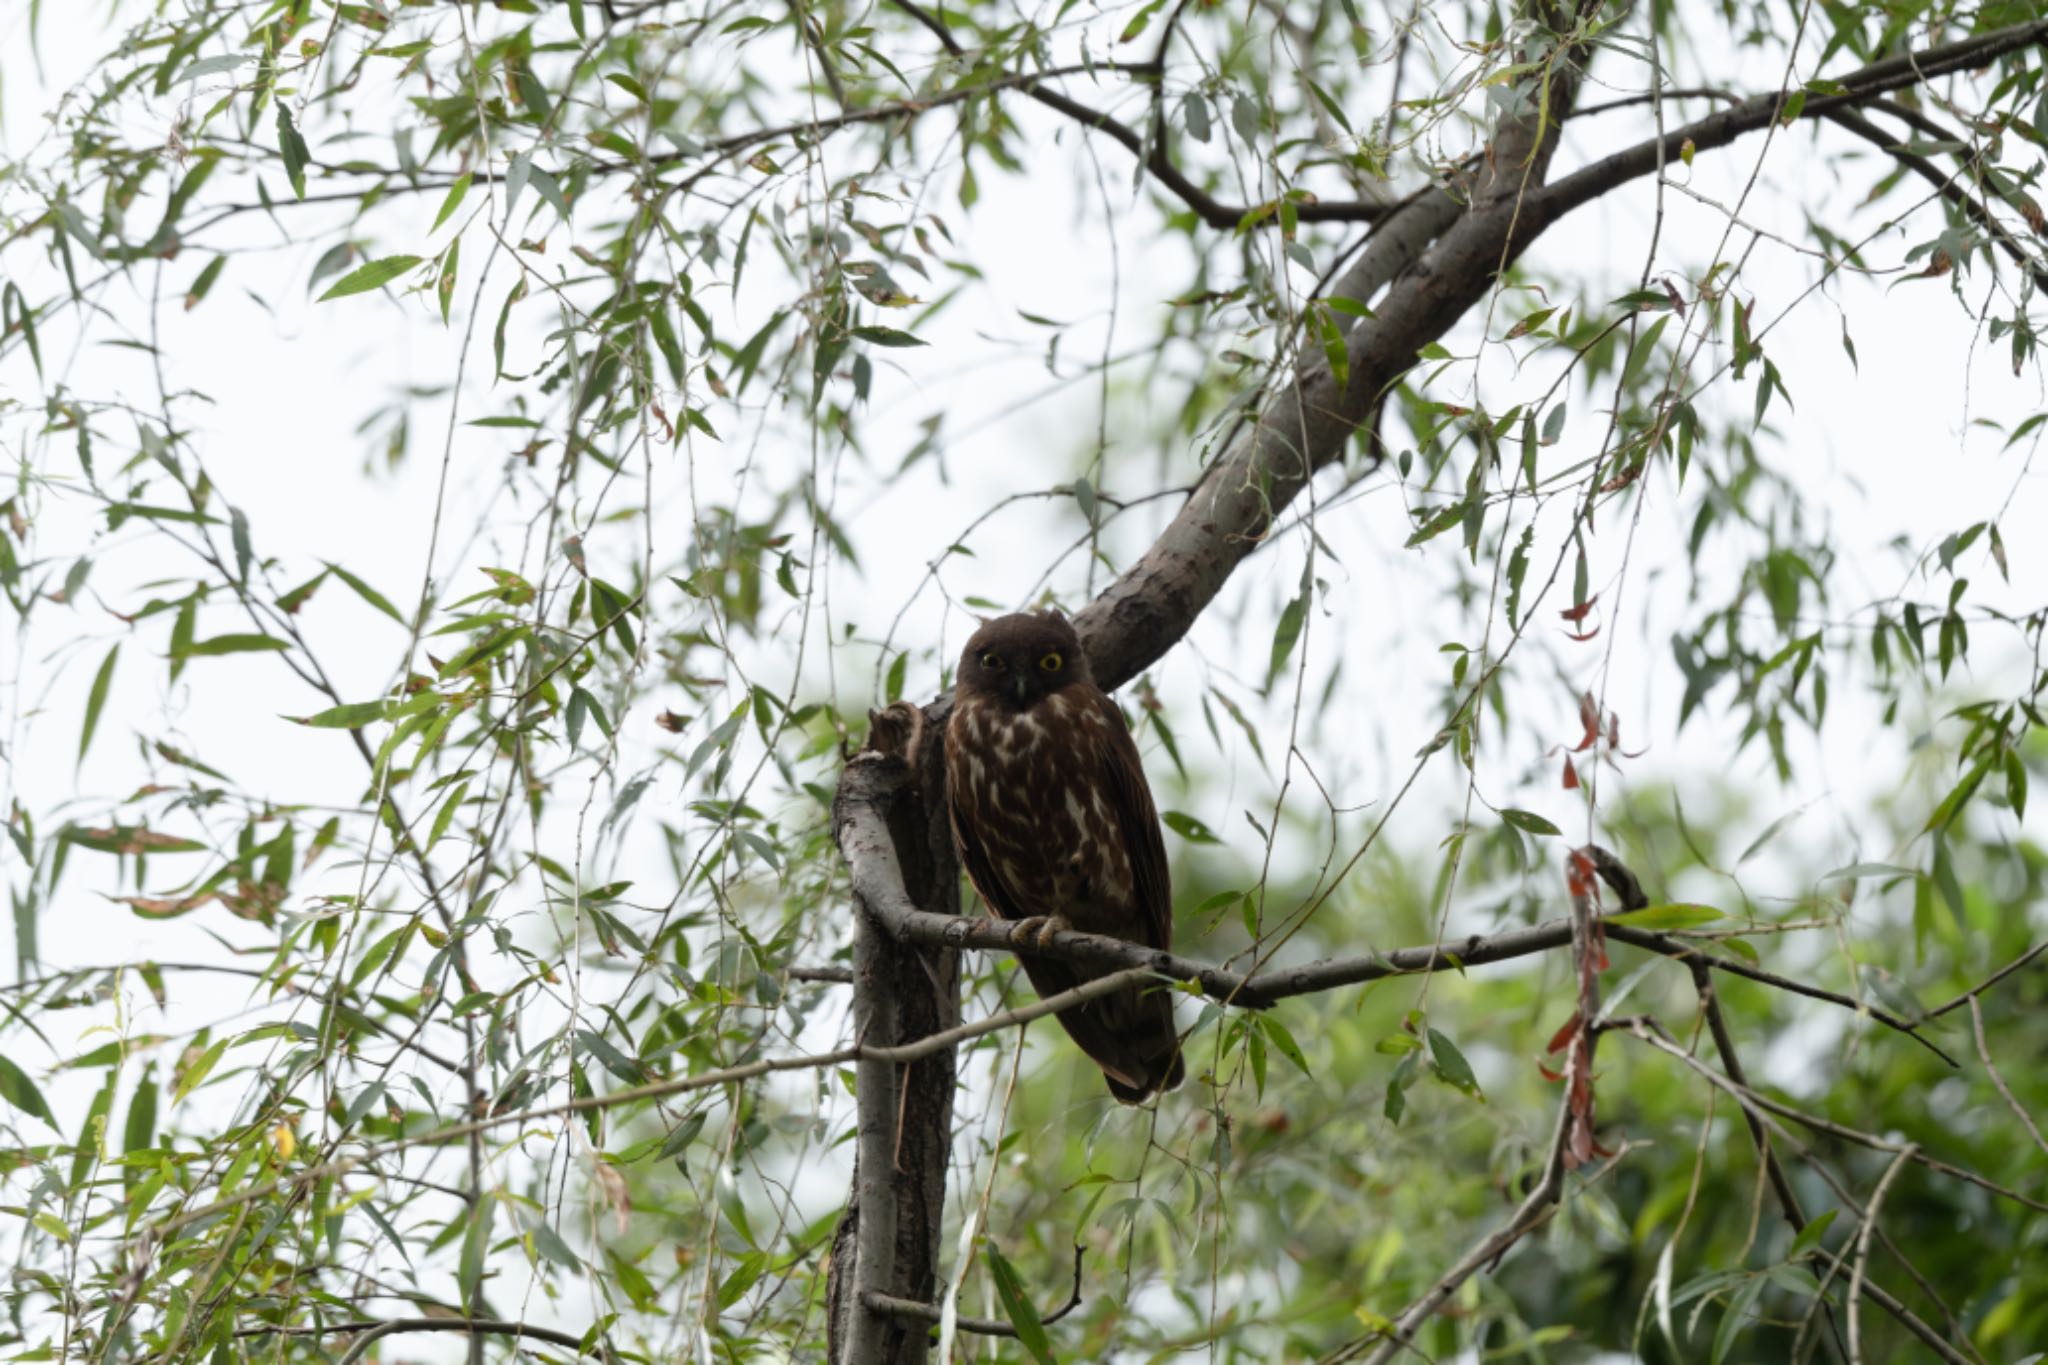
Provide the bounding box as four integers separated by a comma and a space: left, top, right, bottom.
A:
957, 611, 1090, 709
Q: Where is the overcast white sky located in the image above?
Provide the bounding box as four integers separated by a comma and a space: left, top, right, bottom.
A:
2, 1, 2045, 1356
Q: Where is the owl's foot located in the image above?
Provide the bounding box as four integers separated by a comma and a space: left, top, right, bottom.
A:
1008, 915, 1072, 950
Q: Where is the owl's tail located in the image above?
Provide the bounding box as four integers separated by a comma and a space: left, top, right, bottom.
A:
1096, 985, 1186, 1104
1017, 957, 1184, 1102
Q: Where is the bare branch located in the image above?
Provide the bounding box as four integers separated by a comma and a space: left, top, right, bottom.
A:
1927, 937, 2048, 1017
1968, 996, 2048, 1159
327, 1317, 595, 1364
1848, 1144, 1919, 1365
863, 1244, 1086, 1338
1530, 18, 2048, 228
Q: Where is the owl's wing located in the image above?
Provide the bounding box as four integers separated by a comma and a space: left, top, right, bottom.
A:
1089, 687, 1173, 950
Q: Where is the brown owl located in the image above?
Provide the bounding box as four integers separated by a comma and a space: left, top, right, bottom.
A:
945, 612, 1185, 1102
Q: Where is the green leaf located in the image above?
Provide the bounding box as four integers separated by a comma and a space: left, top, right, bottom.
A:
0, 1054, 55, 1126
327, 562, 408, 624
1605, 903, 1724, 930
185, 254, 226, 309
176, 633, 290, 658
459, 1194, 496, 1303
318, 255, 424, 302
1500, 808, 1560, 836
79, 643, 119, 765
569, 686, 612, 743
290, 700, 387, 729
984, 1244, 1056, 1364
1384, 1051, 1417, 1124
1161, 811, 1220, 844
850, 325, 926, 347
1821, 861, 1913, 883
172, 1037, 227, 1103
276, 106, 310, 199
1258, 1015, 1312, 1076
1787, 1208, 1836, 1261
1266, 574, 1309, 690
433, 172, 472, 231
1426, 1027, 1481, 1098
531, 1216, 581, 1270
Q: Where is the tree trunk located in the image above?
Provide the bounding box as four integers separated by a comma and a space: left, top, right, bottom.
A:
828, 704, 960, 1364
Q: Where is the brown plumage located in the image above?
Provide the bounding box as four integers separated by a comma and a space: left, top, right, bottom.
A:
944, 612, 1185, 1103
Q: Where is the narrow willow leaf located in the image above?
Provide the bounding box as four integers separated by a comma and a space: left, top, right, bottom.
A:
79, 643, 118, 765
176, 633, 289, 658
985, 1244, 1055, 1364
432, 171, 472, 231
290, 700, 386, 729
326, 562, 408, 624
1500, 808, 1560, 836
1605, 903, 1724, 930
0, 1054, 54, 1125
275, 106, 309, 199
318, 255, 424, 302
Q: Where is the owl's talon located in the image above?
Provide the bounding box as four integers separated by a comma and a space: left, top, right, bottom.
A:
1009, 915, 1071, 951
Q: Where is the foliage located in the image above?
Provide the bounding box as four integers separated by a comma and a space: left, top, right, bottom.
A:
0, 0, 2044, 1361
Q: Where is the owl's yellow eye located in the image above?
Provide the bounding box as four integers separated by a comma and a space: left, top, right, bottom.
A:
1038, 651, 1063, 672
979, 651, 1005, 671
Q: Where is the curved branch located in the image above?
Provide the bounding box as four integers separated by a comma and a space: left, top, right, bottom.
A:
1821, 106, 2048, 292
330, 1317, 595, 1364
1847, 1143, 1920, 1365
863, 1243, 1087, 1338
1530, 18, 2048, 229
885, 0, 1391, 229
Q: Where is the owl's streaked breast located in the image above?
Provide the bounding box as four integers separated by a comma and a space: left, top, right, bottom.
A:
946, 689, 1134, 923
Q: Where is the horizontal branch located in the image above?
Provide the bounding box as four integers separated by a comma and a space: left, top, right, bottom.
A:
853, 824, 1953, 1062
862, 1243, 1086, 1338
1530, 17, 2048, 229
331, 1317, 593, 1364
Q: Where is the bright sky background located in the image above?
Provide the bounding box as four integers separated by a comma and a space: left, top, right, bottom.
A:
3, 1, 2044, 1357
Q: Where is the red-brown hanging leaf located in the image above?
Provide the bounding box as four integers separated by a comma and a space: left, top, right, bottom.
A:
1562, 755, 1580, 789
1574, 692, 1602, 752
112, 892, 217, 919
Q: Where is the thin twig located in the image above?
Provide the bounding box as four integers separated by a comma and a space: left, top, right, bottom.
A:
1968, 996, 2048, 1158
863, 1244, 1086, 1338
1847, 1144, 1918, 1365
331, 1317, 594, 1364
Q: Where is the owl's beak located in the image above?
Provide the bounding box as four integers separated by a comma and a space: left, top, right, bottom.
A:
1010, 673, 1029, 705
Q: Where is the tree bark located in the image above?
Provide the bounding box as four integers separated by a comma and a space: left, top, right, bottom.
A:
828, 707, 959, 1364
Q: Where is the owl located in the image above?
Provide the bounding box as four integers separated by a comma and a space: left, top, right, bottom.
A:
944, 611, 1185, 1102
